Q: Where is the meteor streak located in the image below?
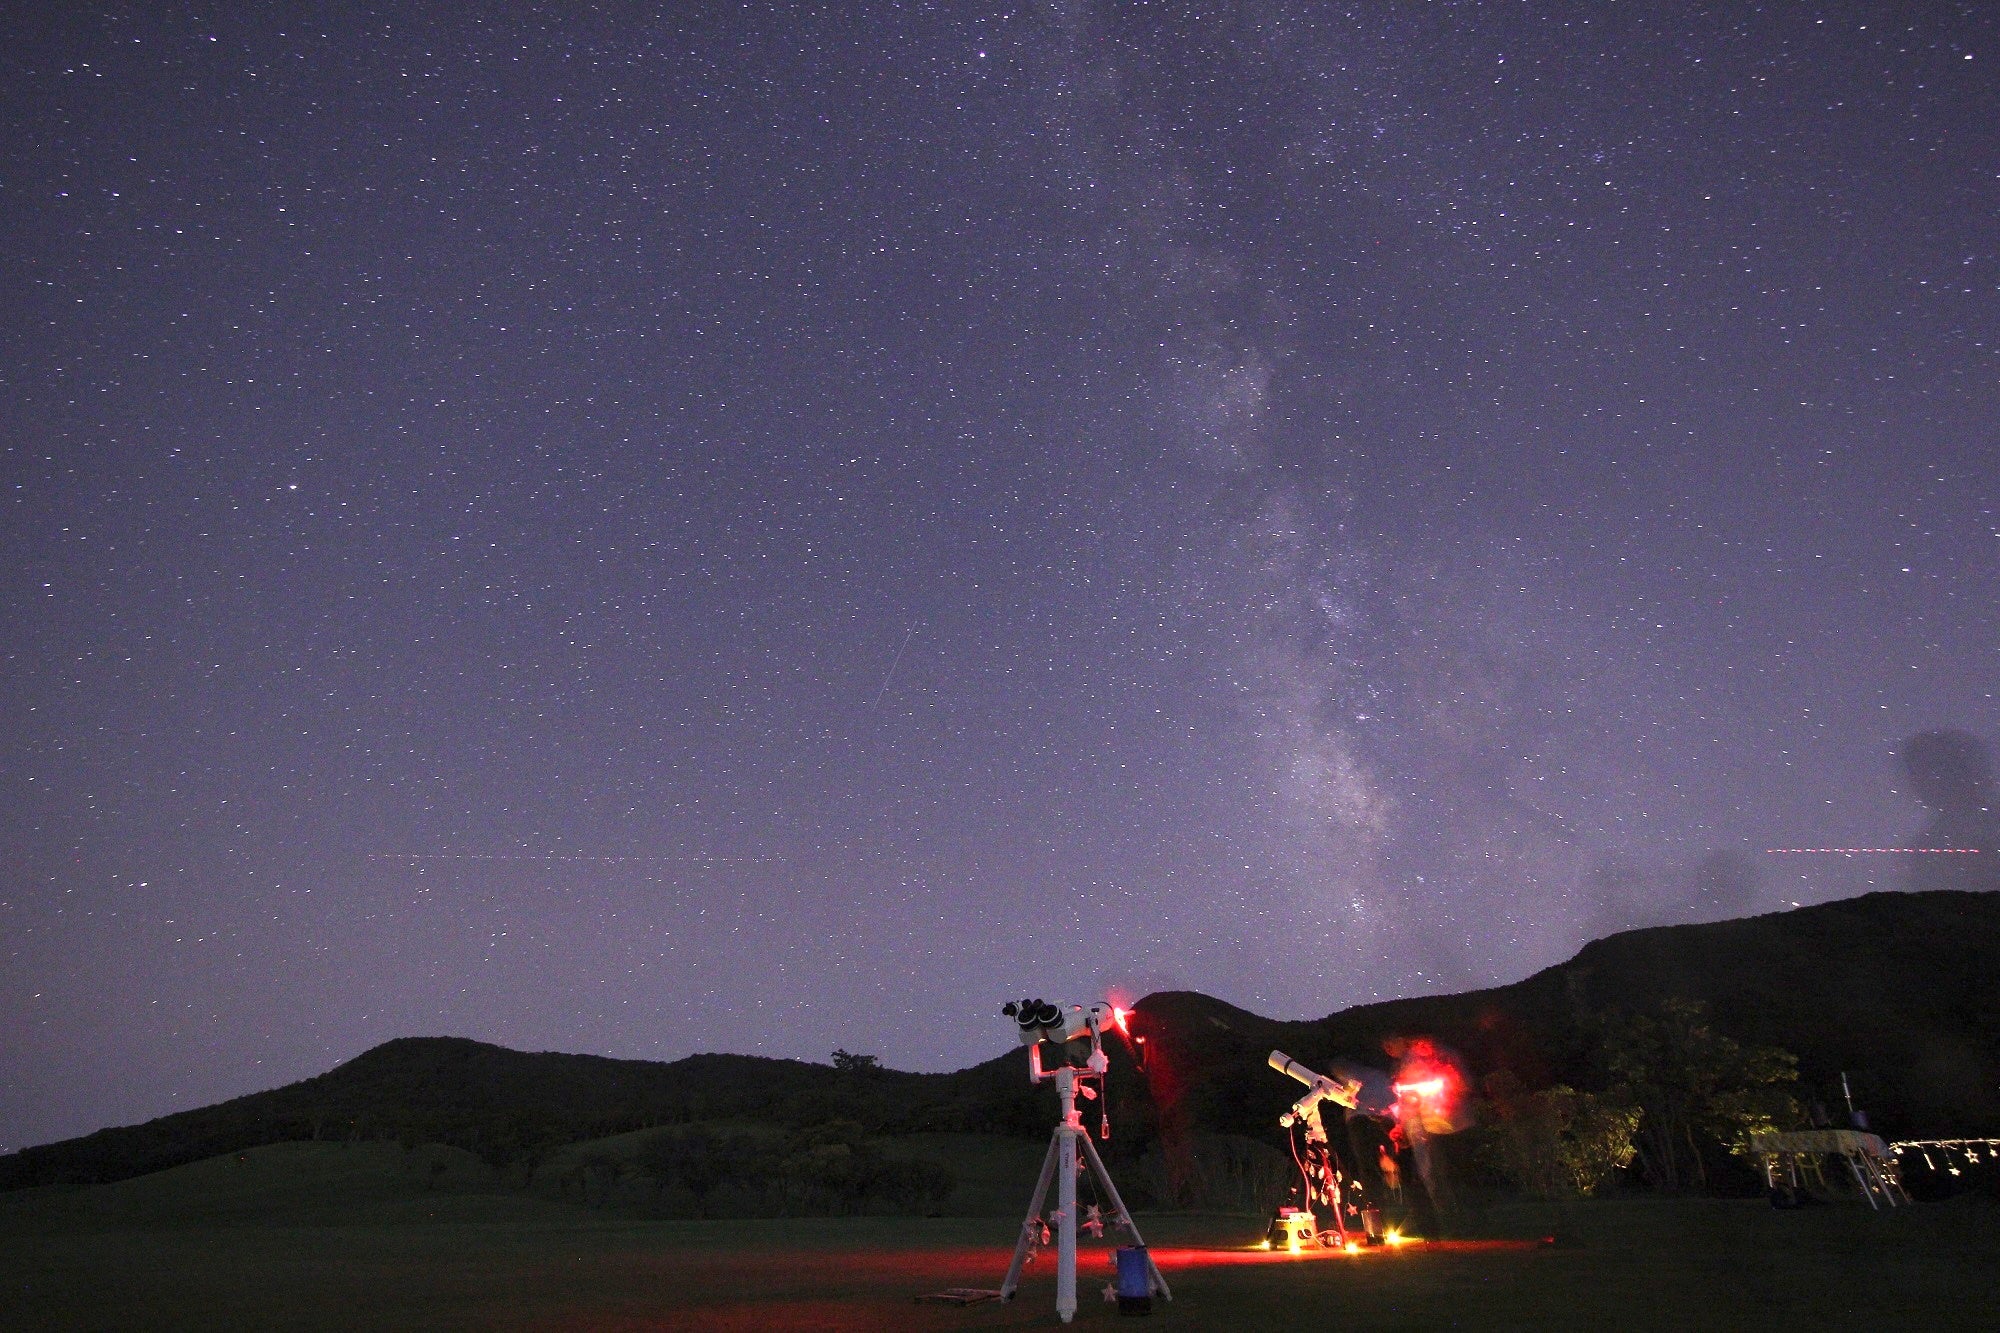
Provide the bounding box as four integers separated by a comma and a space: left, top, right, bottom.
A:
870, 623, 918, 711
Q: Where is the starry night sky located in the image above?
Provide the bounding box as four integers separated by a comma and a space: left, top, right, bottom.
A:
4, 3, 1995, 1152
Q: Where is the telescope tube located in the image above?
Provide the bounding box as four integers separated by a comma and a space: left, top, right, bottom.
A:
1269, 1050, 1321, 1088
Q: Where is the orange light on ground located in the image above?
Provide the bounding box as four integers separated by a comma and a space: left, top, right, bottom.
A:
1147, 1239, 1529, 1268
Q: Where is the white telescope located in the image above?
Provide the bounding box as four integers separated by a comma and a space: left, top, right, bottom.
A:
1269, 1049, 1361, 1123
997, 998, 1167, 1322
1003, 998, 1113, 1050
1267, 1050, 1369, 1249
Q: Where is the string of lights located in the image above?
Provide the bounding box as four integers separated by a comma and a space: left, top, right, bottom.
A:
1889, 1139, 2000, 1175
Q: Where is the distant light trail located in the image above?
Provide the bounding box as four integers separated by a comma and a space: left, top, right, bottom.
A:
1763, 848, 1980, 854
869, 622, 919, 711
367, 853, 750, 864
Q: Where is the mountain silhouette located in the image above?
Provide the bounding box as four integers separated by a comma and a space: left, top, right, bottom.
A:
5, 889, 1995, 1191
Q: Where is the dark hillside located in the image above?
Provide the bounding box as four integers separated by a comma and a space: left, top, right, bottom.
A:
1129, 890, 2000, 1147
7, 889, 1994, 1192
1544, 888, 2000, 1133
0, 1037, 1048, 1190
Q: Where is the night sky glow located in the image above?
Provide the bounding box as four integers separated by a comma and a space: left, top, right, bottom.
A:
4, 4, 1995, 1153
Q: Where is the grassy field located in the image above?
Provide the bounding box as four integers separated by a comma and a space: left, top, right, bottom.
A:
530, 1124, 1050, 1217
5, 1141, 1999, 1330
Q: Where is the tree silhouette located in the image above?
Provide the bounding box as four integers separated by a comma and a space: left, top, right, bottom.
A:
1597, 998, 1798, 1193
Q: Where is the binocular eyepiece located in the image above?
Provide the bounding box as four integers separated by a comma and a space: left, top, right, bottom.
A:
1003, 997, 1066, 1044
1003, 998, 1116, 1048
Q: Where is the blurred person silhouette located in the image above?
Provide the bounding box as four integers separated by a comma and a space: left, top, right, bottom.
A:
1376, 1142, 1402, 1204
1382, 1036, 1472, 1236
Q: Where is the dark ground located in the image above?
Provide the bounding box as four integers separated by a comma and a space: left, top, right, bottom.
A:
4, 1142, 1998, 1330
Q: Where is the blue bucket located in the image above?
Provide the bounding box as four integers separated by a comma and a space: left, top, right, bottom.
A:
1114, 1246, 1152, 1313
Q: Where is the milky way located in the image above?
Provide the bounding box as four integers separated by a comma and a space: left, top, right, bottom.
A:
3, 3, 1994, 1152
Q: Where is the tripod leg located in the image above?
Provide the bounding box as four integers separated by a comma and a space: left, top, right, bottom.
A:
1057, 1124, 1077, 1323
1078, 1131, 1172, 1301
1000, 1131, 1061, 1301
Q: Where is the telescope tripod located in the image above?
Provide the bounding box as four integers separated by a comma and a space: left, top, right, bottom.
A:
1268, 1049, 1374, 1248
1295, 1131, 1357, 1244
999, 1060, 1170, 1323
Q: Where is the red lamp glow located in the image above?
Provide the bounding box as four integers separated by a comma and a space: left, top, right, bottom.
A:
1390, 1041, 1469, 1135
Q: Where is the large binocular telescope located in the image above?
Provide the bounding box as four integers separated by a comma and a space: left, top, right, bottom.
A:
1004, 998, 1113, 1047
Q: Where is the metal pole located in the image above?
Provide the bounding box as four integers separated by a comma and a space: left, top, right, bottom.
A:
1056, 1067, 1079, 1323
1000, 1131, 1061, 1302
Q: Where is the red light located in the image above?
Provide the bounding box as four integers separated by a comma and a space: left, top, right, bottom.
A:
1390, 1040, 1471, 1134
1111, 1006, 1132, 1035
